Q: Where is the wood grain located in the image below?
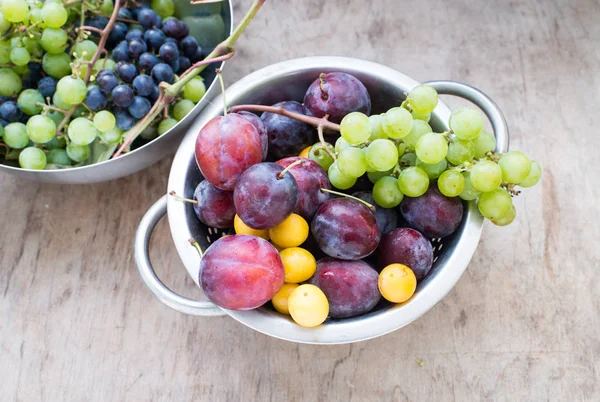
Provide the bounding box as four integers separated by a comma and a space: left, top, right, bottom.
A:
1, 0, 599, 400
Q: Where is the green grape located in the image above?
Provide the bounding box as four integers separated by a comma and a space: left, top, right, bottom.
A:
68, 117, 98, 145
66, 143, 90, 162
99, 127, 123, 144
498, 151, 532, 184
3, 122, 28, 148
459, 172, 481, 201
158, 118, 177, 136
17, 89, 44, 115
397, 142, 406, 157
140, 125, 158, 140
41, 2, 67, 28
10, 47, 29, 66
183, 77, 206, 102
338, 146, 367, 178
472, 130, 496, 158
0, 40, 11, 64
52, 92, 72, 110
397, 166, 429, 197
411, 109, 430, 122
402, 119, 432, 151
26, 115, 56, 143
416, 158, 447, 179
173, 99, 195, 121
152, 0, 175, 18
308, 142, 334, 170
368, 114, 387, 140
42, 52, 71, 78
72, 40, 98, 61
382, 107, 413, 139
328, 161, 356, 190
19, 147, 46, 169
399, 152, 417, 167
11, 37, 21, 48
0, 12, 10, 33
365, 139, 398, 172
23, 36, 44, 58
373, 176, 404, 208
99, 0, 114, 15
477, 188, 512, 220
93, 111, 116, 132
56, 76, 87, 105
365, 162, 377, 173
415, 133, 448, 164
470, 160, 502, 192
0, 68, 22, 96
446, 139, 475, 166
0, 124, 4, 137
44, 135, 66, 150
367, 168, 393, 184
449, 107, 484, 140
491, 205, 516, 226
438, 169, 466, 197
93, 58, 116, 74
13, 64, 27, 75
340, 112, 371, 145
407, 84, 438, 115
28, 7, 42, 24
3, 0, 29, 23
519, 160, 542, 188
334, 136, 351, 153
46, 148, 71, 165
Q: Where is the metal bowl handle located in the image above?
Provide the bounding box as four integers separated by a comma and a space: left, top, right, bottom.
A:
424, 80, 510, 153
134, 195, 225, 316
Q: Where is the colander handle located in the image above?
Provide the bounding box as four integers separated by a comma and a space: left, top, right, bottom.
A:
135, 195, 225, 316
423, 80, 510, 153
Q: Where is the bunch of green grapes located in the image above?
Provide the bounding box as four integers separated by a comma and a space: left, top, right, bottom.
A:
305, 84, 542, 226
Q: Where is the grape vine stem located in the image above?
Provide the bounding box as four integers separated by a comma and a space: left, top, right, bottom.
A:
317, 122, 336, 161
229, 104, 341, 132
319, 188, 376, 211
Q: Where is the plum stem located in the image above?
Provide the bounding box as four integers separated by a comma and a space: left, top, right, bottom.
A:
169, 191, 198, 204
317, 123, 337, 160
319, 188, 376, 211
229, 104, 340, 132
216, 68, 227, 116
277, 159, 304, 179
318, 73, 328, 100
188, 238, 204, 257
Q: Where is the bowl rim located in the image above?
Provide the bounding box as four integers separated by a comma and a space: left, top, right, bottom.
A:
167, 56, 484, 344
0, 1, 234, 176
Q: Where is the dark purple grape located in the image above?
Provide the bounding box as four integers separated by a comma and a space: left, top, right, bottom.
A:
192, 180, 236, 228
118, 8, 132, 20
260, 101, 316, 160
0, 119, 8, 127
276, 157, 331, 220
144, 28, 166, 51
125, 29, 143, 41
127, 38, 147, 60
0, 101, 22, 122
115, 109, 136, 130
238, 111, 268, 160
132, 3, 149, 19
180, 36, 199, 58
158, 42, 179, 63
111, 85, 135, 108
111, 41, 129, 62
132, 74, 154, 97
85, 17, 108, 37
137, 8, 158, 30
167, 57, 179, 74
190, 47, 203, 63
164, 37, 179, 46
177, 56, 190, 74
153, 13, 162, 29
96, 69, 118, 94
151, 63, 174, 84
21, 62, 43, 89
85, 87, 108, 111
310, 258, 381, 318
147, 84, 160, 103
115, 62, 138, 83
233, 162, 298, 229
38, 76, 57, 98
304, 72, 371, 123
400, 187, 464, 238
311, 198, 380, 260
108, 22, 128, 46
128, 96, 151, 119
378, 228, 433, 281
353, 191, 397, 235
162, 17, 188, 39
138, 52, 159, 73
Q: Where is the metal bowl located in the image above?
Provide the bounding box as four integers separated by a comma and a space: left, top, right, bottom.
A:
0, 0, 233, 184
135, 56, 510, 344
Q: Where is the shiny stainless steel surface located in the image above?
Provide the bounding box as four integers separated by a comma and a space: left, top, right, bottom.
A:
136, 56, 510, 344
0, 0, 233, 184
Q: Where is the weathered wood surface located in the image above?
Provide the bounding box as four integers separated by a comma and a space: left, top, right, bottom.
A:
1, 0, 599, 400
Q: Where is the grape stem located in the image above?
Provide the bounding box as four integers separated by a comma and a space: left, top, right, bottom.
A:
319, 188, 376, 211
277, 159, 304, 179
188, 238, 204, 257
216, 68, 227, 116
178, 52, 234, 80
77, 26, 103, 35
229, 104, 341, 132
317, 123, 337, 160
169, 190, 198, 204
36, 103, 70, 114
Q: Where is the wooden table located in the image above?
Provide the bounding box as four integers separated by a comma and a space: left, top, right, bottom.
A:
1, 0, 599, 400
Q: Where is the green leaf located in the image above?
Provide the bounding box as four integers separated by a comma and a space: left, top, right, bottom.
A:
86, 138, 118, 165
